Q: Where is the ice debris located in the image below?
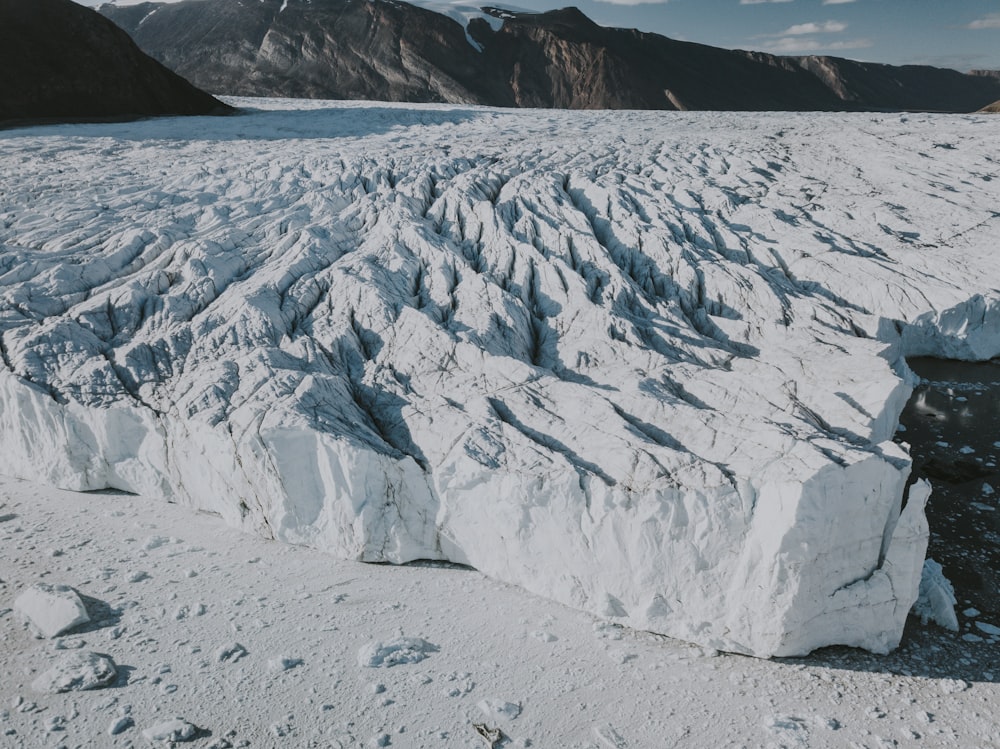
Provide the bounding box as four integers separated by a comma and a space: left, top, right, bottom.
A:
142, 717, 199, 742
477, 699, 521, 720
108, 715, 134, 736
31, 651, 117, 693
215, 642, 247, 663
912, 559, 959, 632
14, 584, 90, 638
357, 637, 438, 668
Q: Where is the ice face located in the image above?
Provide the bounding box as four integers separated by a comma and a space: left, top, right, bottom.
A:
1, 102, 998, 656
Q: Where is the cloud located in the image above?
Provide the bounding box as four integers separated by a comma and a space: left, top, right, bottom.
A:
761, 36, 872, 54
966, 14, 1000, 30
782, 21, 848, 35
592, 0, 671, 5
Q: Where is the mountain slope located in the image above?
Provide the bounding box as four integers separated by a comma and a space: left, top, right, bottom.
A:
0, 0, 230, 125
99, 0, 1000, 112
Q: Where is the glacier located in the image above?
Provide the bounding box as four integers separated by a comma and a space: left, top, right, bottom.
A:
1, 100, 998, 657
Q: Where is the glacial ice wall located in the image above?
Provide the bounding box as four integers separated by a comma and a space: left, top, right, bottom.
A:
1, 102, 998, 656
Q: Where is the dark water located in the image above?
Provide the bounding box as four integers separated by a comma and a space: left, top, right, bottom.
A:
897, 357, 1000, 622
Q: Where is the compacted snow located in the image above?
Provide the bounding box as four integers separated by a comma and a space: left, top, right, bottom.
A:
1, 100, 999, 661
1, 475, 998, 748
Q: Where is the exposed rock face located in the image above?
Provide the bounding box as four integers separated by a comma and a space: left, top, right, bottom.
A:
792, 56, 1000, 113
979, 100, 1000, 113
0, 0, 231, 125
100, 0, 1000, 112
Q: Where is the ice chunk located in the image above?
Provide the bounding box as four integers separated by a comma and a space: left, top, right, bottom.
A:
215, 642, 247, 663
14, 584, 90, 638
108, 716, 134, 736
911, 559, 959, 632
477, 699, 521, 720
357, 637, 438, 667
142, 718, 198, 742
974, 621, 1000, 636
267, 655, 303, 672
31, 651, 117, 693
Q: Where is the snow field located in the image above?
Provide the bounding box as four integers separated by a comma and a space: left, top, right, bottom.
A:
1, 476, 999, 747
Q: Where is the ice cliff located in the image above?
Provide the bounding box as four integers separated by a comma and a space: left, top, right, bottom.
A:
1, 102, 998, 656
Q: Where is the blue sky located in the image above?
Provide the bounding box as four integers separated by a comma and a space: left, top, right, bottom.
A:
514, 0, 1000, 72
83, 0, 1000, 72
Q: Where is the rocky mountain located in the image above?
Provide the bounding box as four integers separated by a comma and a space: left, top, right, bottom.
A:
981, 101, 1000, 113
0, 0, 230, 126
99, 0, 1000, 112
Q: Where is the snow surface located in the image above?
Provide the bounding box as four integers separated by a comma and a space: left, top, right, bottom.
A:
1, 99, 999, 659
1, 476, 998, 747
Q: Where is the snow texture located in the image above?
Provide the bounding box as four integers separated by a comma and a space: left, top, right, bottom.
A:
13, 584, 90, 639
31, 651, 117, 693
1, 100, 999, 657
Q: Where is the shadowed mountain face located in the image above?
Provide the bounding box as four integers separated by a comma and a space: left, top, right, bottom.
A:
0, 0, 231, 125
100, 0, 1000, 112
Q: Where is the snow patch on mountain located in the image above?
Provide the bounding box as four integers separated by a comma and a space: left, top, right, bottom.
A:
1, 100, 998, 657
405, 0, 518, 51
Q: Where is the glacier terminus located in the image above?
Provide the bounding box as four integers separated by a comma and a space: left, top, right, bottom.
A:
1, 100, 998, 657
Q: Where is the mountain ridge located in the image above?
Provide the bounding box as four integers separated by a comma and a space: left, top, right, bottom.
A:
0, 0, 231, 126
99, 0, 1000, 112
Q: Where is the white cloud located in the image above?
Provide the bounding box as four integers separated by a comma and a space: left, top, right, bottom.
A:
967, 14, 1000, 30
761, 36, 872, 54
782, 21, 848, 35
592, 0, 672, 5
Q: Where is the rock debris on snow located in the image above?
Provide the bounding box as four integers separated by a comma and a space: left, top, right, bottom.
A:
13, 584, 90, 639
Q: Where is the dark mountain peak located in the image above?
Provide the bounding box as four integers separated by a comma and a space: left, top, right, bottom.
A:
530, 6, 597, 28
0, 0, 231, 126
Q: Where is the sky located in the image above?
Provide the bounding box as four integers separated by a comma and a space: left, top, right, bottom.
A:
82, 0, 1000, 72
